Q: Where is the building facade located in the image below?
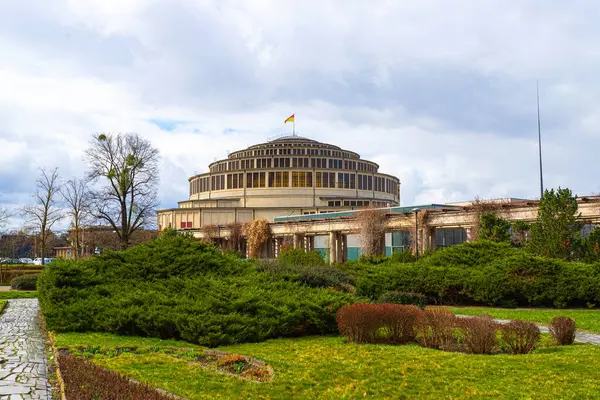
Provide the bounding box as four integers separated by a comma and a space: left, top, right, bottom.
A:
157, 135, 401, 231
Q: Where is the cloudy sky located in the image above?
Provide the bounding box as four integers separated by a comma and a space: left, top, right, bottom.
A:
1, 0, 599, 229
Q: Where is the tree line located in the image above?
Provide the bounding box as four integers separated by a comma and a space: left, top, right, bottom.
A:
0, 133, 160, 263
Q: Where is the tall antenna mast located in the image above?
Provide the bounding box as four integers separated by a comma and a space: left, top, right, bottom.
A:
537, 81, 544, 198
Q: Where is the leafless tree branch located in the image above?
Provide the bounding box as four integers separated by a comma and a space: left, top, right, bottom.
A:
60, 177, 91, 259
21, 167, 64, 263
85, 132, 160, 249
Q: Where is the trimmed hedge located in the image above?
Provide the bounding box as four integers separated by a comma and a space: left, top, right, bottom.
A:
350, 241, 600, 307
377, 291, 426, 309
10, 274, 39, 291
38, 232, 359, 347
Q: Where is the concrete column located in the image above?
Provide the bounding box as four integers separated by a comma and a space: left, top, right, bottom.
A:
427, 228, 436, 252
274, 237, 280, 258
338, 234, 347, 263
465, 227, 474, 242
293, 233, 302, 249
329, 231, 337, 264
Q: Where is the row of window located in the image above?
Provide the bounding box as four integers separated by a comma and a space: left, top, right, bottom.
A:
232, 147, 355, 159
389, 229, 467, 252
191, 172, 399, 194
327, 200, 372, 207
211, 157, 377, 173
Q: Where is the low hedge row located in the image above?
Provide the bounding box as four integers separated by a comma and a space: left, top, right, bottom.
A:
10, 274, 38, 291
348, 241, 600, 308
336, 304, 573, 354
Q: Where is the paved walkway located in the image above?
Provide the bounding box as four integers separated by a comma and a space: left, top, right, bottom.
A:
0, 299, 51, 399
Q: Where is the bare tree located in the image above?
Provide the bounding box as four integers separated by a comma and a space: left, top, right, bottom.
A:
0, 195, 12, 231
85, 133, 160, 249
355, 208, 387, 257
22, 168, 63, 264
61, 178, 90, 259
0, 206, 10, 231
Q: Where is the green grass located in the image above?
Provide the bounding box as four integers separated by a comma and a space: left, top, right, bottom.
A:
54, 333, 600, 399
0, 291, 37, 299
450, 307, 600, 333
0, 300, 6, 313
54, 332, 202, 349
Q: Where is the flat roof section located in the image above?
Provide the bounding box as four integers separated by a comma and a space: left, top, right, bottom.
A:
273, 204, 461, 223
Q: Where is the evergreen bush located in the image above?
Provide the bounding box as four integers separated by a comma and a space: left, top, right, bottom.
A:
377, 291, 426, 309
38, 231, 358, 346
350, 241, 600, 307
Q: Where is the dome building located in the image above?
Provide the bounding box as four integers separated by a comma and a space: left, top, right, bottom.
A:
157, 135, 400, 232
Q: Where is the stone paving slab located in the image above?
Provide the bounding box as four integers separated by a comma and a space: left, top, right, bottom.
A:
0, 299, 51, 399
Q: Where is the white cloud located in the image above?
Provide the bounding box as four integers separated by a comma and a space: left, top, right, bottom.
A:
1, 0, 600, 231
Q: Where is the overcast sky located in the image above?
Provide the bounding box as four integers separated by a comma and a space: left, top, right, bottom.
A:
2, 0, 600, 229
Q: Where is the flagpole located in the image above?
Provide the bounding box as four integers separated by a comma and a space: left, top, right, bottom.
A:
293, 118, 296, 135
537, 81, 544, 198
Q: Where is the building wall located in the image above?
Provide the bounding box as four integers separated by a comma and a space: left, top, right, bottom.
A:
157, 136, 401, 230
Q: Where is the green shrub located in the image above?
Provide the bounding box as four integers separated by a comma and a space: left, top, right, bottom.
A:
276, 248, 326, 267
38, 232, 359, 347
377, 291, 426, 309
258, 261, 354, 290
348, 241, 600, 307
390, 250, 416, 263
10, 274, 39, 291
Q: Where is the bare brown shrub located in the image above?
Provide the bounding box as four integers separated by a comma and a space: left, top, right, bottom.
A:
199, 224, 219, 244
549, 316, 577, 345
244, 219, 270, 258
500, 320, 541, 354
355, 208, 387, 257
226, 222, 244, 252
378, 304, 421, 344
459, 315, 499, 354
416, 309, 458, 350
336, 303, 420, 344
336, 303, 381, 343
59, 353, 175, 399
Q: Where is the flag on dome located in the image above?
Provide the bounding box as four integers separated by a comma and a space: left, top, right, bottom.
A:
284, 114, 295, 124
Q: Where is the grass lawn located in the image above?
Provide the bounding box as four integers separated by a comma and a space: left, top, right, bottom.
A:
450, 307, 600, 333
0, 291, 37, 299
54, 332, 202, 349
0, 300, 6, 312
54, 333, 600, 399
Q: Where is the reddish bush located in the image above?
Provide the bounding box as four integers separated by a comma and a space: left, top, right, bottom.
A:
336, 303, 420, 344
549, 316, 577, 345
58, 353, 175, 399
336, 303, 382, 343
416, 309, 458, 350
500, 320, 540, 354
459, 315, 499, 354
378, 304, 421, 344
